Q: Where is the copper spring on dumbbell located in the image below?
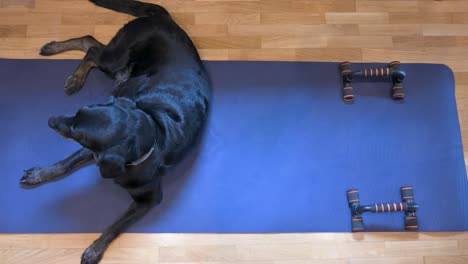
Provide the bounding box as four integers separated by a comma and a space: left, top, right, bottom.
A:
362, 67, 391, 78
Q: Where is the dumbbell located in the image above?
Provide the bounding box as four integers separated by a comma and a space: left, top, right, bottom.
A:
340, 61, 406, 102
347, 186, 419, 232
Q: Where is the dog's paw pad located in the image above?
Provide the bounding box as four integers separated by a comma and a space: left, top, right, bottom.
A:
20, 167, 43, 185
81, 247, 103, 264
65, 75, 83, 95
39, 41, 58, 56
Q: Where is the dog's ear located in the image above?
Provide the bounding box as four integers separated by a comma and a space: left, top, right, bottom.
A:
96, 152, 126, 178
114, 97, 136, 109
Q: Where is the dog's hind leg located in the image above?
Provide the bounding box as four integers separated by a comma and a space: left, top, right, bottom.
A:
40, 35, 103, 56
39, 36, 104, 94
20, 148, 94, 186
81, 185, 162, 264
64, 46, 103, 95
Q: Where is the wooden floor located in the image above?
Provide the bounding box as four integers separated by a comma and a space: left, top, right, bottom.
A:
1, 0, 468, 263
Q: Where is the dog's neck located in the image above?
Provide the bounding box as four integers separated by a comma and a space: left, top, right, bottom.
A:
92, 143, 155, 167
125, 144, 155, 166
126, 108, 159, 167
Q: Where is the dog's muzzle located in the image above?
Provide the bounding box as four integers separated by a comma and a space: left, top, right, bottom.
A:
48, 115, 74, 139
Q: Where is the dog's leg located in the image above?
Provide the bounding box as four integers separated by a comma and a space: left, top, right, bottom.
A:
39, 36, 104, 94
81, 186, 162, 264
20, 148, 94, 186
64, 47, 102, 95
40, 35, 103, 56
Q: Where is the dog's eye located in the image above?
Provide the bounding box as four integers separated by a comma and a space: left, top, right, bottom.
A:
70, 124, 84, 139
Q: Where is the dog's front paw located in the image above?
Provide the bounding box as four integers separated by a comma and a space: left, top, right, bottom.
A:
81, 246, 104, 264
39, 41, 59, 56
20, 167, 45, 185
65, 75, 84, 95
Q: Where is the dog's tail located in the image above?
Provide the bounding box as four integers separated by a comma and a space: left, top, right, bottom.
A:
90, 0, 169, 17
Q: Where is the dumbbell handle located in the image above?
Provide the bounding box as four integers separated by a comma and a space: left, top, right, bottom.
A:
342, 67, 392, 78
355, 202, 418, 214
371, 202, 405, 212
343, 68, 406, 80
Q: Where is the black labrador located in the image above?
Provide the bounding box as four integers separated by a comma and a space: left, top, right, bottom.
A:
20, 1, 210, 263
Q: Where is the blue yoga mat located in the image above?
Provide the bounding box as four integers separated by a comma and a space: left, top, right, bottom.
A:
1, 59, 467, 233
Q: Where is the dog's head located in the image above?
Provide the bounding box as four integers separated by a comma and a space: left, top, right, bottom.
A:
48, 97, 156, 175
48, 97, 138, 150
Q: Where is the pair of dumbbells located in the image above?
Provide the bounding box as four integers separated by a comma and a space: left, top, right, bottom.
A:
347, 186, 419, 232
340, 61, 406, 102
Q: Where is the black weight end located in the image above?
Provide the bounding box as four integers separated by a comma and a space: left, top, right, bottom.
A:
351, 216, 364, 232
404, 216, 418, 231
347, 189, 360, 206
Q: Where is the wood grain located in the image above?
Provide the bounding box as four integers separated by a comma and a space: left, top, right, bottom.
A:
0, 0, 467, 263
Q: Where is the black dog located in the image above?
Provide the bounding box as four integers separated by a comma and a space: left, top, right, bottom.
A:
20, 1, 210, 263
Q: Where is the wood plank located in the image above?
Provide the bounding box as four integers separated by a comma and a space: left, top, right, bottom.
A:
259, 0, 355, 13
60, 14, 97, 25
0, 25, 26, 37
0, 249, 83, 264
27, 25, 94, 38
274, 261, 347, 264
359, 24, 421, 36
0, 38, 58, 50
93, 25, 121, 43
228, 48, 296, 61
423, 36, 468, 47
327, 36, 393, 48
392, 36, 425, 51
424, 256, 468, 264
101, 247, 158, 264
389, 12, 452, 24
0, 49, 83, 59
195, 13, 260, 25
295, 48, 362, 61
349, 256, 424, 264
193, 36, 261, 49
163, 1, 261, 13
452, 13, 468, 24
326, 13, 388, 24
158, 262, 273, 264
33, 0, 96, 14
455, 72, 468, 85
383, 240, 460, 257
91, 13, 133, 25
235, 244, 339, 261
172, 13, 196, 25
419, 0, 468, 12
229, 25, 357, 37
198, 49, 229, 60
159, 245, 238, 262
362, 48, 468, 71
261, 36, 327, 48
336, 242, 386, 258
0, 0, 34, 8
261, 13, 324, 25
356, 1, 419, 12
0, 13, 61, 25
460, 239, 468, 255
184, 25, 228, 37
423, 25, 468, 36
